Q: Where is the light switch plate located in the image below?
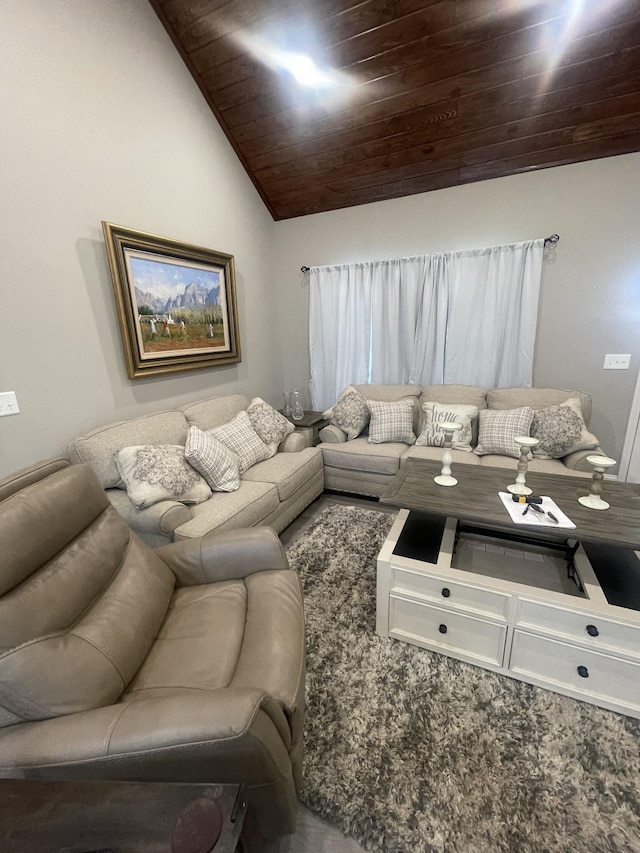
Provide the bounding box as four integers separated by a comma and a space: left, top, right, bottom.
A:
603, 354, 631, 370
0, 391, 20, 416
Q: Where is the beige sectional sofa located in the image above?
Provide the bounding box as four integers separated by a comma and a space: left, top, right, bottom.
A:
69, 393, 324, 547
319, 384, 604, 498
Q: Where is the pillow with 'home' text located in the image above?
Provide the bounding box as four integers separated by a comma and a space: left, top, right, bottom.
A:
416, 402, 478, 452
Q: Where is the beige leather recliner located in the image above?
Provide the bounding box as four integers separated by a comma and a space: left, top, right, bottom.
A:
0, 458, 305, 842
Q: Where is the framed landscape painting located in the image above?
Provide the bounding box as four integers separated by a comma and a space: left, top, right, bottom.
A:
101, 222, 241, 378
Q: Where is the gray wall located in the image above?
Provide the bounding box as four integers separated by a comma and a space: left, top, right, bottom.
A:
273, 154, 640, 466
0, 0, 281, 476
2, 1, 639, 477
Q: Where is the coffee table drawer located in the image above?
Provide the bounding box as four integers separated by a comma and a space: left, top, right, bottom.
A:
389, 595, 507, 665
517, 599, 640, 658
391, 568, 510, 620
510, 631, 640, 708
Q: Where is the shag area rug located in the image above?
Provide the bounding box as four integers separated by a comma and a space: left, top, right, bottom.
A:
286, 504, 640, 853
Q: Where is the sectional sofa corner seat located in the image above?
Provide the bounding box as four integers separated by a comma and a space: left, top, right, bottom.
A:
68, 393, 324, 547
318, 384, 603, 498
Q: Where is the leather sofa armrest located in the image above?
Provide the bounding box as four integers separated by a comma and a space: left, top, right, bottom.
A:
279, 432, 306, 453
562, 447, 607, 473
155, 526, 289, 586
0, 689, 290, 776
107, 489, 193, 536
318, 424, 347, 443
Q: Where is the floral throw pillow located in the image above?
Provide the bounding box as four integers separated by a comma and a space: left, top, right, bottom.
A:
323, 385, 370, 440
416, 402, 478, 452
531, 397, 599, 459
367, 399, 416, 445
474, 407, 534, 458
208, 410, 271, 473
247, 397, 294, 457
184, 426, 240, 492
115, 444, 211, 509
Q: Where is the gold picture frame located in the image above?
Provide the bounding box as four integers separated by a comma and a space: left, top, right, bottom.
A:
102, 222, 241, 379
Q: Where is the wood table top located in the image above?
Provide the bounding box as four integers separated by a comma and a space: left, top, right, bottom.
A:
380, 458, 640, 551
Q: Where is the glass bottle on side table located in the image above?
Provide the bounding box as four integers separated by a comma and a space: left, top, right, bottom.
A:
291, 390, 304, 421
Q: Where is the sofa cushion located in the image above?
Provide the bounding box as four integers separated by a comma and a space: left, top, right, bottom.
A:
367, 399, 416, 445
209, 411, 271, 474
416, 402, 478, 451
531, 397, 599, 459
487, 387, 593, 425
419, 384, 488, 411
321, 437, 407, 476
124, 580, 248, 695
173, 481, 279, 540
323, 385, 370, 440
184, 425, 240, 492
246, 397, 294, 457
69, 411, 189, 489
477, 455, 577, 476
181, 394, 250, 431
474, 407, 534, 458
404, 445, 482, 465
243, 447, 323, 502
115, 445, 212, 509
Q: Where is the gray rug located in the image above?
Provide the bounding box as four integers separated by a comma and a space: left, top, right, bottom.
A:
286, 504, 640, 853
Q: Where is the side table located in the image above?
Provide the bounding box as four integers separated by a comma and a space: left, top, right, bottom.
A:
282, 410, 329, 447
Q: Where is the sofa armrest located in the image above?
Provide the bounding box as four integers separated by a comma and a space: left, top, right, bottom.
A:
279, 432, 306, 453
155, 526, 289, 586
562, 447, 607, 473
107, 489, 193, 536
318, 424, 347, 443
0, 689, 290, 777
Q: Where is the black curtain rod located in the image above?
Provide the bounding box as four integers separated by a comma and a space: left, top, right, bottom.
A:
300, 234, 560, 272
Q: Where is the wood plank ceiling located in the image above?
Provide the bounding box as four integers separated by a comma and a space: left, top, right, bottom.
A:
148, 0, 640, 220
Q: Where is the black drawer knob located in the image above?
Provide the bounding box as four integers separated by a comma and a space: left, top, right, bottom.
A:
586, 624, 599, 637
438, 624, 447, 634
441, 588, 451, 598
577, 665, 589, 678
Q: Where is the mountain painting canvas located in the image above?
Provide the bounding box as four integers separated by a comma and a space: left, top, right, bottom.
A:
102, 222, 241, 379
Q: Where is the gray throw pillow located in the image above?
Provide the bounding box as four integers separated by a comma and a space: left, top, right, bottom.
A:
324, 385, 370, 440
115, 444, 211, 509
531, 397, 599, 459
247, 397, 294, 457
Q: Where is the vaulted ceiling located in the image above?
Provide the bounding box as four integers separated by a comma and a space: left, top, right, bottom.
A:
148, 0, 640, 220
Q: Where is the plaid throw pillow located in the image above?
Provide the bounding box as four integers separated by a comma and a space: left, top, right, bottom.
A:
367, 399, 416, 445
474, 407, 534, 458
209, 410, 270, 473
184, 425, 240, 492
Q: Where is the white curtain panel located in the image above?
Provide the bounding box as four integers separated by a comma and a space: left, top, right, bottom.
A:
443, 239, 544, 388
309, 239, 545, 410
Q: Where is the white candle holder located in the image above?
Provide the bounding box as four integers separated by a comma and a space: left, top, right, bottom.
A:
507, 436, 539, 496
578, 455, 617, 510
434, 423, 463, 487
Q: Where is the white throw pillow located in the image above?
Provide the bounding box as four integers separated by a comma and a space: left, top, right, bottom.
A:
531, 397, 599, 459
184, 425, 240, 492
209, 410, 271, 473
367, 399, 416, 445
416, 402, 478, 452
323, 385, 370, 440
115, 444, 211, 509
247, 397, 294, 457
474, 407, 535, 458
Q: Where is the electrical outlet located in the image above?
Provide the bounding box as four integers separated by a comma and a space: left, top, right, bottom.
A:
0, 391, 20, 417
603, 354, 631, 370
